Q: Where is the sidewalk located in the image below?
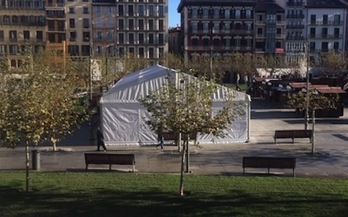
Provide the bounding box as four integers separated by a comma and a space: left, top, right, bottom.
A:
1, 99, 348, 177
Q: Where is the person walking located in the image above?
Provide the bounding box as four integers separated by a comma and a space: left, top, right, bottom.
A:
156, 132, 164, 150
96, 127, 107, 151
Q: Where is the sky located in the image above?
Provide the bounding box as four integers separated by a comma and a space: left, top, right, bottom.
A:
169, 0, 181, 27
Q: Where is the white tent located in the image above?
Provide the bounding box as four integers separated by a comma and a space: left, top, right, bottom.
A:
100, 65, 251, 146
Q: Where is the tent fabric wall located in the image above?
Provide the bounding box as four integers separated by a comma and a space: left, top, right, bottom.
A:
100, 65, 250, 146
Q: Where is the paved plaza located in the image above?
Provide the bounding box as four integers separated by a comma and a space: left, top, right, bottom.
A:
1, 99, 348, 177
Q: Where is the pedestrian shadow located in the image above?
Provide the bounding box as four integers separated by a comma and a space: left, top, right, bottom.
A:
332, 134, 348, 141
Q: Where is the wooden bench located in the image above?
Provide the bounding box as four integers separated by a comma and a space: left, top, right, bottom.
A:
243, 156, 296, 177
274, 130, 312, 143
84, 153, 135, 172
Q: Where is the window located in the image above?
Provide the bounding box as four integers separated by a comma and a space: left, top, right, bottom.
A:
310, 15, 316, 24
149, 47, 154, 59
0, 45, 7, 55
334, 28, 340, 38
323, 15, 328, 24
138, 5, 145, 16
70, 32, 76, 41
149, 20, 154, 30
36, 31, 43, 41
69, 7, 75, 14
118, 5, 124, 16
235, 10, 240, 19
119, 33, 124, 44
158, 20, 164, 31
159, 34, 164, 45
203, 8, 209, 19
192, 8, 198, 18
83, 7, 89, 14
139, 33, 144, 44
334, 42, 339, 50
83, 19, 89, 28
69, 19, 75, 28
321, 28, 328, 38
129, 19, 134, 30
225, 9, 230, 19
23, 31, 30, 40
334, 14, 341, 24
214, 8, 219, 19
139, 47, 145, 57
128, 5, 134, 16
149, 5, 154, 16
0, 31, 4, 41
9, 31, 17, 41
149, 33, 154, 44
192, 22, 198, 33
321, 42, 328, 52
83, 32, 90, 42
107, 31, 113, 40
246, 10, 251, 19
9, 45, 18, 55
119, 19, 124, 30
129, 33, 134, 44
310, 28, 315, 38
138, 19, 144, 30
97, 31, 102, 40
203, 38, 209, 47
192, 38, 198, 46
158, 5, 164, 17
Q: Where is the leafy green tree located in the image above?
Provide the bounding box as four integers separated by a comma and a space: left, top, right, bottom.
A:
0, 49, 90, 192
139, 73, 243, 196
318, 51, 347, 77
287, 90, 339, 155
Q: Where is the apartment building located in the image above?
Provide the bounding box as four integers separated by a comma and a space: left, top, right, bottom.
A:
65, 0, 92, 56
0, 0, 167, 68
306, 0, 346, 63
178, 0, 258, 65
168, 26, 182, 55
254, 1, 286, 59
0, 0, 46, 68
177, 0, 347, 67
275, 0, 347, 65
91, 0, 168, 64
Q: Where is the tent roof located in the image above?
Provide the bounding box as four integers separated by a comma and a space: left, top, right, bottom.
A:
101, 65, 250, 103
104, 65, 174, 97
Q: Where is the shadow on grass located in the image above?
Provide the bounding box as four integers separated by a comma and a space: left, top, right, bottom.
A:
0, 185, 347, 217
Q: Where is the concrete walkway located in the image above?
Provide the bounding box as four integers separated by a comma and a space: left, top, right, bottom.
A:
1, 99, 348, 177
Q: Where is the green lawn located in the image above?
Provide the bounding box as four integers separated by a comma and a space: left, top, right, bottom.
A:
0, 172, 347, 217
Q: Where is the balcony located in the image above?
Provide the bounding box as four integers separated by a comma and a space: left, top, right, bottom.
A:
286, 24, 305, 29
286, 36, 305, 40
287, 1, 304, 7
309, 34, 343, 39
308, 21, 344, 26
286, 14, 305, 19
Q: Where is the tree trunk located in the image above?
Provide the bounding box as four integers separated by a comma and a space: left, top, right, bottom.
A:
185, 134, 190, 173
25, 142, 30, 192
52, 137, 57, 152
311, 110, 316, 155
177, 132, 182, 152
179, 138, 186, 196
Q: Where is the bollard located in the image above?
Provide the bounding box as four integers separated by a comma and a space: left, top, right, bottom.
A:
32, 150, 40, 171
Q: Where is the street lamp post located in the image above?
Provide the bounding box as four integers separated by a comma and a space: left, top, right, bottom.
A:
304, 42, 309, 130
89, 45, 93, 101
